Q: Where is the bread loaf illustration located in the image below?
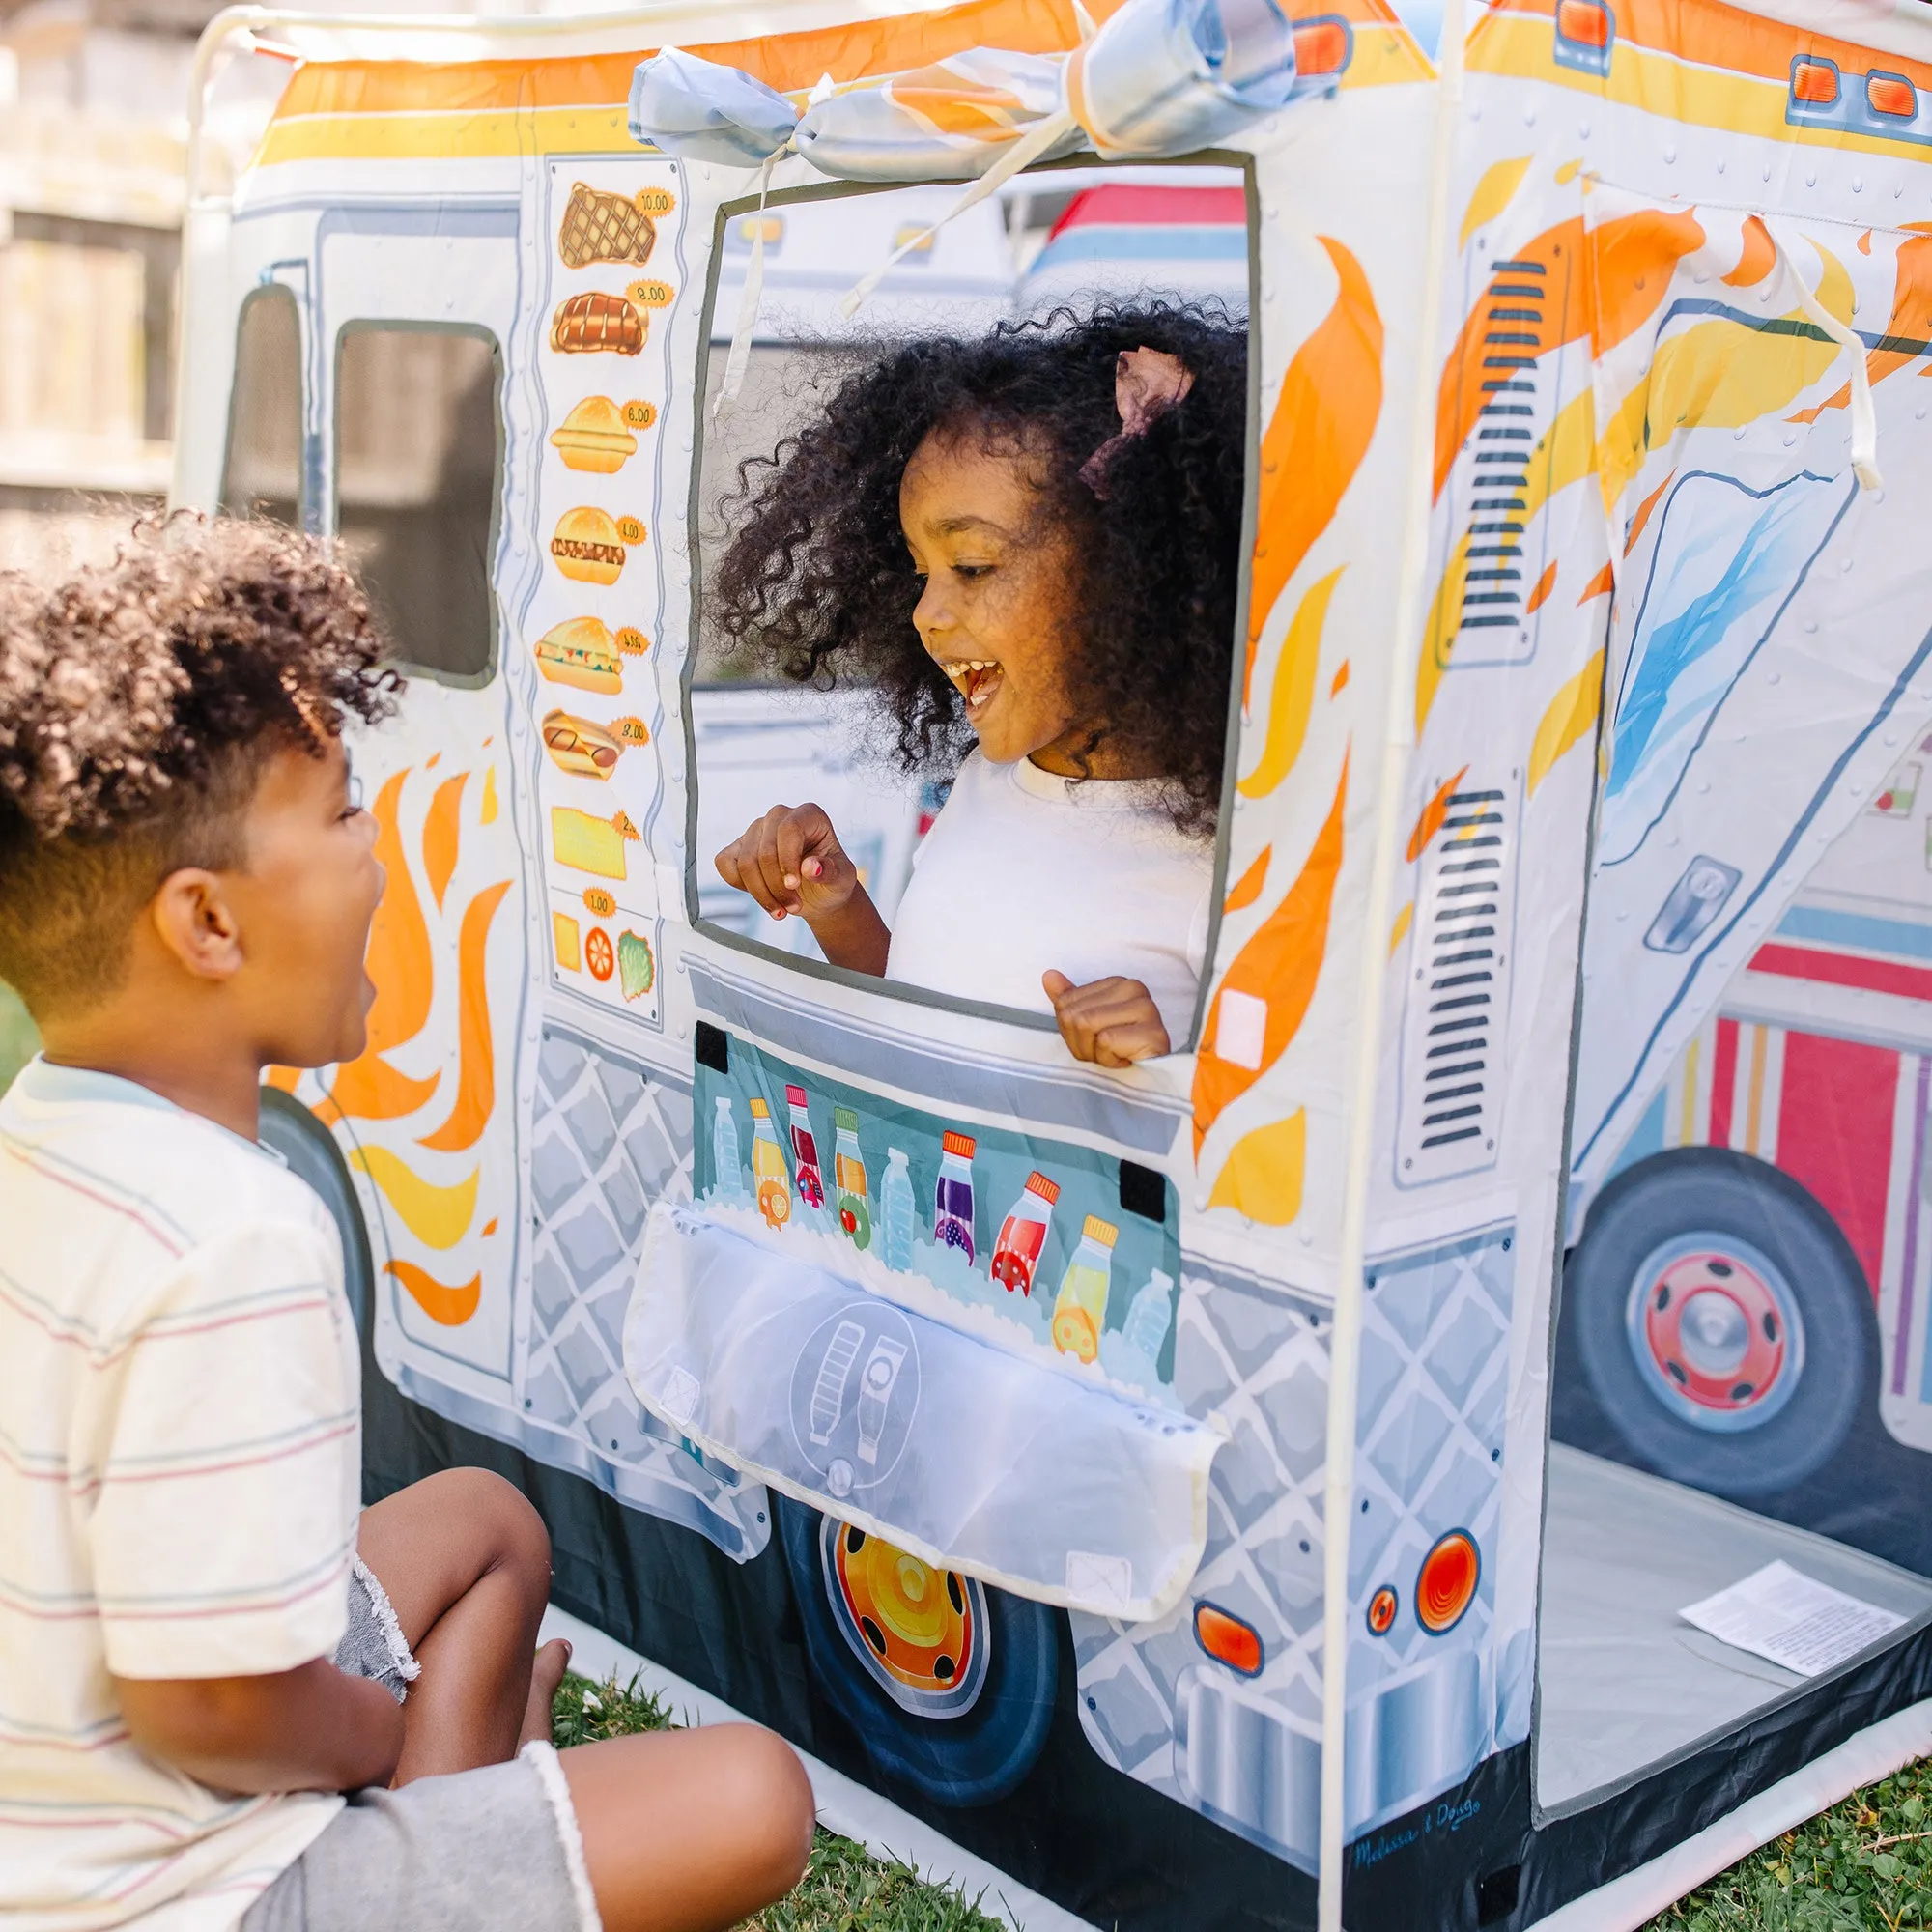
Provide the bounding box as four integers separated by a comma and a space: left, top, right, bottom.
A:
557, 183, 658, 269
551, 292, 644, 356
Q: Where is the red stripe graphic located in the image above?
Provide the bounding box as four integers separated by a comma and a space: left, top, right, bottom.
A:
1750, 941, 1932, 1004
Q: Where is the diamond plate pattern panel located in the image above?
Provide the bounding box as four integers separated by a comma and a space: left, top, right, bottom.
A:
520, 1027, 768, 1557
1072, 1266, 1330, 1864
1072, 1227, 1516, 1869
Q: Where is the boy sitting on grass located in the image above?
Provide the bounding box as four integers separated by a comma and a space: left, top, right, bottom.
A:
0, 517, 814, 1932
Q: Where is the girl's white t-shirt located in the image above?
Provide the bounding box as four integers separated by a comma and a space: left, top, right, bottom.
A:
885, 752, 1214, 1045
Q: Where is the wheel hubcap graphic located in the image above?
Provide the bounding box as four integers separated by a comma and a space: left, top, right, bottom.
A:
1625, 1235, 1804, 1434
820, 1519, 988, 1719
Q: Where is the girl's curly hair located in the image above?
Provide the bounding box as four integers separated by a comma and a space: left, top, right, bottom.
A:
709, 303, 1249, 835
0, 513, 398, 1017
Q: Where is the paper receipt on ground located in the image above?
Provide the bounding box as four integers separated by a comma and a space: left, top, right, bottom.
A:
1679, 1560, 1907, 1677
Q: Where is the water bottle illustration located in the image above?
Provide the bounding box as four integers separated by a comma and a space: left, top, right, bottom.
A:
749, 1097, 791, 1230
1122, 1267, 1176, 1367
833, 1106, 871, 1249
711, 1094, 743, 1204
1051, 1215, 1117, 1363
991, 1171, 1059, 1297
933, 1130, 977, 1261
880, 1148, 916, 1270
784, 1084, 827, 1219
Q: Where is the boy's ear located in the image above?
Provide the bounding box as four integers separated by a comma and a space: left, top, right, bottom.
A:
148, 869, 246, 984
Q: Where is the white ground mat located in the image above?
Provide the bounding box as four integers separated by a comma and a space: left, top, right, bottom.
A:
1536, 1446, 1932, 1812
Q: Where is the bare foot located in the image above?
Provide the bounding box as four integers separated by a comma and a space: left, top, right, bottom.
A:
520, 1638, 573, 1750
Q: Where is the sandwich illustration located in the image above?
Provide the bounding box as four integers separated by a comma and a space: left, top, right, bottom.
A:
533, 616, 622, 694
551, 291, 644, 355
542, 709, 622, 779
550, 507, 626, 583
550, 396, 638, 474
557, 183, 659, 269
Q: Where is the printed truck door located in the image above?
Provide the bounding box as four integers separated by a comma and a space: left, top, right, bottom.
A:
308, 206, 538, 1420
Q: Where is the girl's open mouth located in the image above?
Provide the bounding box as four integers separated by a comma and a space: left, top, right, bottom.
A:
942, 658, 1004, 713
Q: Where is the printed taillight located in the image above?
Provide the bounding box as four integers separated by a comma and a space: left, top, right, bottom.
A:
1415, 1530, 1480, 1635
1366, 1585, 1398, 1636
1792, 59, 1839, 105
1194, 1601, 1264, 1676
1555, 0, 1610, 48
1869, 72, 1917, 118
1293, 18, 1349, 77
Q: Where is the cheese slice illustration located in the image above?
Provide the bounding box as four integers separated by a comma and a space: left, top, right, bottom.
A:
551, 806, 635, 879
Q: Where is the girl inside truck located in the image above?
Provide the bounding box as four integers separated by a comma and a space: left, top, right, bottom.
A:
709, 302, 1248, 1068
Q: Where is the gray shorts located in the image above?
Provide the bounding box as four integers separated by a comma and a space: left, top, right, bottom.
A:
242, 1558, 599, 1932
241, 1744, 600, 1932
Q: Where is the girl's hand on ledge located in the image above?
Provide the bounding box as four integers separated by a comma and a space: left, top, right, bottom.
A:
1043, 970, 1171, 1068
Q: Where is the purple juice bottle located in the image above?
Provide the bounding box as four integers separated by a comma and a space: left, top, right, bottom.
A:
933, 1130, 976, 1262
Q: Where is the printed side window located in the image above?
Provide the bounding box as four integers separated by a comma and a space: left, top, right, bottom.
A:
332, 323, 503, 687
220, 283, 302, 527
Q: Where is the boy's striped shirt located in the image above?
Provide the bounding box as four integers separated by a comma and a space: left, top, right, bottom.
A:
0, 1060, 360, 1931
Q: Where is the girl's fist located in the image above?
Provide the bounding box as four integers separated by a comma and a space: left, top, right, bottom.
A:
715, 803, 859, 923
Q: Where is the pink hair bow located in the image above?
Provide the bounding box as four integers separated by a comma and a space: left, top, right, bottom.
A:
1079, 347, 1195, 497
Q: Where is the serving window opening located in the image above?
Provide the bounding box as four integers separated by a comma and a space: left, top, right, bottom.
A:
687, 164, 1256, 1059
331, 324, 503, 687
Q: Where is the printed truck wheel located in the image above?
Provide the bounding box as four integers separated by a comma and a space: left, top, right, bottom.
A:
775, 1497, 1057, 1807
259, 1088, 375, 1338
1567, 1148, 1872, 1497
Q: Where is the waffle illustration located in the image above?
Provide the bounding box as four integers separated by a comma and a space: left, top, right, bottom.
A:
557, 182, 659, 269
550, 292, 644, 356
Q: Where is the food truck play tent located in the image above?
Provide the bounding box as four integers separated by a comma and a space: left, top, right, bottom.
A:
179, 0, 1932, 1922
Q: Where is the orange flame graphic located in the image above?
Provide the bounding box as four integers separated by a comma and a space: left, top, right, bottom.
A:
1406, 767, 1468, 866
419, 878, 512, 1154
423, 773, 468, 912
385, 1259, 482, 1326
1434, 209, 1703, 502
1245, 238, 1382, 705
1722, 215, 1775, 289
1790, 227, 1932, 424
1193, 755, 1348, 1154
332, 771, 439, 1122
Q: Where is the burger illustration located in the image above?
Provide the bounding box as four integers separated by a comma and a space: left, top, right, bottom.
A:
551, 507, 627, 584
533, 617, 622, 695
550, 396, 639, 474
541, 708, 622, 778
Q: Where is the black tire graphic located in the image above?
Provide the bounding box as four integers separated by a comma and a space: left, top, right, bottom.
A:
1567, 1148, 1873, 1497
775, 1497, 1058, 1807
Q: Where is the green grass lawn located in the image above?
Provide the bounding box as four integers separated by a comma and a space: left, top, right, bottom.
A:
552, 1669, 1932, 1931
0, 980, 38, 1096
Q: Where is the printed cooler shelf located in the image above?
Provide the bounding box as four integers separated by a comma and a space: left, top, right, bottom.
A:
624, 1203, 1226, 1620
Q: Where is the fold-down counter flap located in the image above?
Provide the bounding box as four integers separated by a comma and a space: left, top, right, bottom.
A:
624, 1203, 1225, 1621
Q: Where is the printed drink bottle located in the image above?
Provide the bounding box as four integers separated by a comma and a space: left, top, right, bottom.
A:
991, 1171, 1059, 1297
933, 1130, 977, 1261
1051, 1215, 1118, 1363
880, 1149, 916, 1269
749, 1097, 790, 1230
834, 1106, 871, 1249
1122, 1267, 1176, 1365
785, 1084, 826, 1218
711, 1094, 743, 1204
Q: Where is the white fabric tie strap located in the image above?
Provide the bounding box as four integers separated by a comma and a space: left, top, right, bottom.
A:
1772, 224, 1882, 494
838, 105, 1077, 318
713, 144, 786, 416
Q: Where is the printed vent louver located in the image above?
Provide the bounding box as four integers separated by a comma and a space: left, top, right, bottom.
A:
1396, 778, 1519, 1187
1462, 259, 1544, 653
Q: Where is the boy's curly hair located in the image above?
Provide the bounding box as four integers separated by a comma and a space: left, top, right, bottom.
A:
0, 515, 398, 1020
709, 303, 1249, 835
